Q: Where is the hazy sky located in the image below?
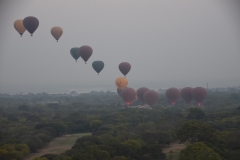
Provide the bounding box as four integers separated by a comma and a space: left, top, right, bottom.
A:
0, 0, 240, 94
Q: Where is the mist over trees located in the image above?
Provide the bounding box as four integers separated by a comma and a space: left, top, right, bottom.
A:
0, 87, 240, 159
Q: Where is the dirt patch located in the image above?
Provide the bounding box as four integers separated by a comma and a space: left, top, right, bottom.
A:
162, 141, 187, 160
24, 132, 92, 160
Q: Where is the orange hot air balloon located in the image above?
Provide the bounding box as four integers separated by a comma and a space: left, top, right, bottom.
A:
115, 77, 128, 90
51, 26, 63, 42
14, 19, 26, 37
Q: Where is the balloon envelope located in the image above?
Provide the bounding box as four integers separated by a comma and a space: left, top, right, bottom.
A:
166, 88, 180, 105
191, 87, 207, 106
92, 61, 104, 74
143, 90, 159, 107
51, 26, 63, 41
70, 48, 80, 62
180, 87, 193, 104
132, 95, 138, 102
14, 19, 26, 36
121, 87, 136, 105
23, 16, 39, 36
79, 45, 93, 63
137, 87, 150, 104
119, 62, 131, 76
115, 77, 128, 90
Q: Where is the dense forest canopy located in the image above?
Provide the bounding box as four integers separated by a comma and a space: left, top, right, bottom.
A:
0, 87, 240, 160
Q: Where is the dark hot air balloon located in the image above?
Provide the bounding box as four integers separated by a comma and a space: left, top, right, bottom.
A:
166, 88, 180, 105
143, 90, 159, 107
192, 87, 207, 106
119, 62, 131, 76
137, 87, 150, 104
23, 16, 39, 36
121, 87, 136, 105
79, 45, 92, 64
70, 47, 80, 62
92, 61, 104, 75
180, 87, 193, 104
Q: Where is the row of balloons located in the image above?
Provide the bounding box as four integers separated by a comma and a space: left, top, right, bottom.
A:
70, 46, 131, 76
14, 16, 63, 41
14, 17, 133, 76
115, 77, 207, 107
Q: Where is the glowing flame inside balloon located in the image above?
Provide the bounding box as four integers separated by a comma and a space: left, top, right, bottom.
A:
126, 102, 131, 105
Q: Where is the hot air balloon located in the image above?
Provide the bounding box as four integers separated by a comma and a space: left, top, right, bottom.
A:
121, 87, 136, 105
137, 87, 150, 104
166, 88, 180, 105
192, 87, 207, 106
92, 61, 104, 75
51, 26, 63, 42
70, 47, 80, 62
143, 90, 159, 107
14, 19, 26, 37
79, 45, 92, 64
119, 62, 131, 76
23, 16, 39, 36
132, 95, 138, 103
115, 77, 128, 90
181, 87, 193, 104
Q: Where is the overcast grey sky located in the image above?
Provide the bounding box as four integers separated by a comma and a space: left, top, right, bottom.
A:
0, 0, 240, 94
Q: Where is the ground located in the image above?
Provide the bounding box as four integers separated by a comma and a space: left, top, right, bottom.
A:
24, 133, 92, 160
162, 141, 187, 160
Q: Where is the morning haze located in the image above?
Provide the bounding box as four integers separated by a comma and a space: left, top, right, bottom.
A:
0, 0, 240, 94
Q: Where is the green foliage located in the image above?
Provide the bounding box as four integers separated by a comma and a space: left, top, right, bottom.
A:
0, 144, 29, 160
113, 156, 127, 160
89, 120, 103, 131
179, 142, 222, 160
18, 105, 29, 111
187, 108, 205, 120
177, 120, 216, 144
33, 158, 48, 160
225, 130, 240, 150
1, 90, 240, 159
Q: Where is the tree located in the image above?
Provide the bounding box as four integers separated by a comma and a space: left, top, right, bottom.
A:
225, 131, 240, 150
89, 120, 103, 131
177, 120, 216, 144
0, 144, 29, 160
187, 108, 205, 120
18, 105, 29, 111
179, 142, 222, 160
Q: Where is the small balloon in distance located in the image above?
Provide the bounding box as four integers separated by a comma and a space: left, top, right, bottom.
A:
191, 87, 207, 106
79, 45, 93, 64
119, 62, 131, 77
92, 61, 104, 75
115, 77, 128, 90
137, 87, 150, 104
23, 16, 39, 36
14, 19, 26, 37
180, 87, 193, 104
51, 26, 63, 42
70, 47, 80, 62
166, 88, 180, 105
121, 87, 136, 105
143, 90, 159, 107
